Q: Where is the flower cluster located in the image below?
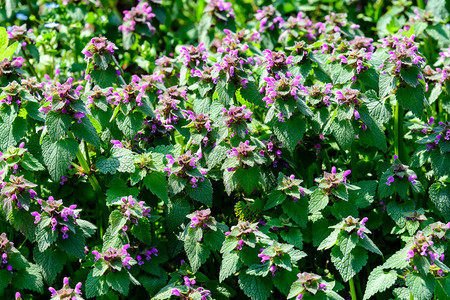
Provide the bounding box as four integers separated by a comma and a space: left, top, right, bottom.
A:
279, 174, 306, 201
171, 276, 211, 300
255, 5, 284, 33
261, 74, 302, 111
30, 196, 78, 239
385, 155, 418, 186
221, 105, 252, 137
406, 231, 446, 277
341, 216, 369, 239
303, 82, 333, 107
0, 233, 14, 274
92, 244, 133, 270
204, 0, 235, 21
155, 86, 187, 128
49, 277, 83, 300
0, 81, 24, 107
82, 37, 117, 66
183, 110, 213, 133
0, 57, 25, 77
260, 136, 283, 167
119, 1, 156, 34
164, 150, 206, 187
7, 25, 36, 47
108, 81, 146, 110
217, 29, 260, 54
0, 175, 37, 211
316, 166, 352, 191
290, 272, 328, 299
40, 78, 85, 122
212, 50, 247, 83
226, 140, 256, 159
118, 195, 151, 232
188, 209, 214, 229
179, 43, 208, 68
262, 50, 294, 73
378, 35, 425, 74
136, 248, 158, 266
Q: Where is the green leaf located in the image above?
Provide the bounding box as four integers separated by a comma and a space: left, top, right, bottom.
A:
33, 247, 66, 285
0, 115, 27, 152
234, 166, 261, 194
166, 199, 190, 231
330, 246, 368, 282
186, 178, 213, 207
265, 189, 286, 210
272, 117, 306, 153
13, 264, 44, 293
332, 184, 349, 201
144, 172, 169, 203
116, 111, 144, 139
206, 145, 228, 169
71, 116, 101, 148
358, 106, 387, 151
280, 228, 303, 249
318, 230, 340, 251
382, 246, 411, 269
239, 82, 264, 107
359, 236, 383, 256
96, 156, 120, 174
309, 189, 329, 214
0, 41, 18, 61
219, 251, 241, 282
379, 73, 397, 99
429, 182, 450, 221
426, 0, 449, 20
216, 79, 235, 106
111, 147, 135, 173
105, 180, 139, 205
405, 273, 435, 300
0, 269, 12, 293
45, 111, 72, 142
106, 271, 130, 295
21, 152, 45, 172
58, 230, 86, 258
131, 217, 152, 244
400, 66, 420, 87
396, 85, 426, 117
282, 199, 308, 228
238, 273, 272, 300
331, 119, 355, 150
338, 234, 358, 256
363, 267, 397, 300
35, 225, 58, 252
246, 263, 271, 277
184, 228, 210, 272
91, 66, 118, 88
86, 269, 109, 298
430, 151, 450, 178
435, 277, 450, 300
42, 137, 78, 181
273, 268, 298, 296
331, 64, 355, 85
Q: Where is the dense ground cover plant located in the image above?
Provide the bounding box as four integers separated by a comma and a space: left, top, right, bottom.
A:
0, 0, 449, 299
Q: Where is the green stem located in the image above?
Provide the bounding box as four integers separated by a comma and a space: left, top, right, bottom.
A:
417, 0, 425, 9
351, 142, 358, 181
112, 56, 127, 85
349, 278, 358, 300
410, 292, 414, 300
22, 47, 40, 80
394, 103, 405, 162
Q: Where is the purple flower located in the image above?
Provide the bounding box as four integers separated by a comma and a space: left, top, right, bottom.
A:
408, 174, 417, 185
171, 288, 182, 296
386, 176, 395, 186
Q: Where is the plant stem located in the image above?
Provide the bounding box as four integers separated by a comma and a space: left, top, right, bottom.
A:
417, 0, 425, 9
351, 142, 358, 181
22, 47, 40, 80
394, 103, 404, 162
349, 278, 358, 300
112, 56, 127, 85
410, 292, 414, 300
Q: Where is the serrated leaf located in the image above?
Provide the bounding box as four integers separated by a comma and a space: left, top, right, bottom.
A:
185, 231, 210, 272
238, 273, 272, 300
280, 228, 303, 249
318, 230, 340, 251
91, 66, 117, 88
144, 172, 169, 203
0, 114, 27, 152
272, 117, 306, 153
309, 189, 329, 214
33, 247, 66, 284
234, 166, 261, 194
405, 273, 435, 300
219, 251, 241, 282
379, 73, 397, 99
239, 82, 264, 107
42, 137, 78, 181
363, 267, 397, 300
331, 64, 355, 85
396, 85, 426, 117
206, 145, 228, 169
0, 269, 12, 293
186, 178, 213, 207
85, 269, 109, 298
359, 236, 383, 256
96, 156, 121, 174
382, 245, 411, 269
282, 199, 308, 228
45, 111, 72, 142
429, 182, 450, 221
106, 271, 130, 295
331, 246, 368, 282
116, 111, 144, 139
58, 231, 86, 258
13, 264, 44, 293
331, 119, 355, 150
166, 199, 190, 231
265, 189, 286, 210
71, 116, 101, 148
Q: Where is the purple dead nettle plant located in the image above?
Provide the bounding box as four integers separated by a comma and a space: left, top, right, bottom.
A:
118, 1, 156, 34
49, 277, 83, 300
92, 244, 134, 270
165, 149, 206, 188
